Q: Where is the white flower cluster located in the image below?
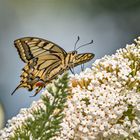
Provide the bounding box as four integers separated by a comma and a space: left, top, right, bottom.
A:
53, 37, 140, 140
0, 99, 45, 140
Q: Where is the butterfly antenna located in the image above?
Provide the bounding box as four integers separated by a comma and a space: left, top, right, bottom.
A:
11, 84, 21, 95
74, 36, 80, 50
76, 40, 93, 51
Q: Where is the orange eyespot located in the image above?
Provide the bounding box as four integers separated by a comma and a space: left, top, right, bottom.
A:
36, 81, 45, 87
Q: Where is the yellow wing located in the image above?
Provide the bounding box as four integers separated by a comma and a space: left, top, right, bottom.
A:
14, 37, 67, 63
74, 53, 95, 67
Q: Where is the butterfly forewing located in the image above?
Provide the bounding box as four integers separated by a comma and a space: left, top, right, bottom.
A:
14, 37, 67, 63
74, 53, 95, 67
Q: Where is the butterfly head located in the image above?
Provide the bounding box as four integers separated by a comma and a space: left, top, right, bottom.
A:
72, 36, 94, 65
71, 50, 78, 55
67, 50, 78, 59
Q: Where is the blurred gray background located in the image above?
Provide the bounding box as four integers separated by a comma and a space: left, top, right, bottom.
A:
0, 0, 140, 127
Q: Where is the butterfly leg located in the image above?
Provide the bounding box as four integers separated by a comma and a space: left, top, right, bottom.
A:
81, 64, 85, 71
71, 63, 76, 74
70, 68, 75, 74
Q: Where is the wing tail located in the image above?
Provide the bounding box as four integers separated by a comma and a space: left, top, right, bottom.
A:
11, 84, 22, 95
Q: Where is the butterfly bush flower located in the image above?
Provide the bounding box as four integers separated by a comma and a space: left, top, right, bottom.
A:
52, 37, 140, 140
0, 100, 44, 139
